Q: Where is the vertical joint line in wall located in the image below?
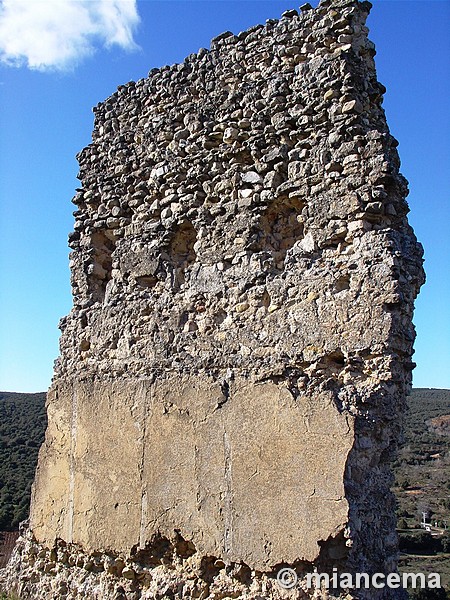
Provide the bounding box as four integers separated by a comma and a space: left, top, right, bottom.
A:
223, 431, 233, 558
68, 387, 78, 543
139, 489, 148, 550
139, 380, 150, 549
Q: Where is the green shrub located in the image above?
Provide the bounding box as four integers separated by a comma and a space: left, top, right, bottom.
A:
399, 532, 439, 553
410, 587, 448, 600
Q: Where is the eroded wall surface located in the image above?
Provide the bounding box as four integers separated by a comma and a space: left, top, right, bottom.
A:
2, 0, 424, 598
32, 378, 353, 570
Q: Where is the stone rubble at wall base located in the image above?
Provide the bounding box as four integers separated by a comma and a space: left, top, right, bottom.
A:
1, 525, 408, 600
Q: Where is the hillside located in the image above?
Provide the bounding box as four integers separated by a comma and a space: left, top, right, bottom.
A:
394, 388, 450, 527
393, 388, 450, 593
0, 392, 47, 530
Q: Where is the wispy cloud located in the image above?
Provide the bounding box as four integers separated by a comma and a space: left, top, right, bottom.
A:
0, 0, 140, 72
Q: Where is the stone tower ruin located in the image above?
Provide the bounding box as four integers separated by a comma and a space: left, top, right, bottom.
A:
2, 0, 424, 598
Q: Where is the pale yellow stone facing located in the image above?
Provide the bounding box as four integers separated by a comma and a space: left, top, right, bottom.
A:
31, 377, 353, 570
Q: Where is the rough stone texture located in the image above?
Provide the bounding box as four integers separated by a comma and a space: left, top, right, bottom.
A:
1, 0, 424, 598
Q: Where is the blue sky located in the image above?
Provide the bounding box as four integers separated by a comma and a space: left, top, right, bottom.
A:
0, 0, 449, 393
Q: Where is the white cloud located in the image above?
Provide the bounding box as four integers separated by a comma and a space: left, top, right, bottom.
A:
0, 0, 140, 71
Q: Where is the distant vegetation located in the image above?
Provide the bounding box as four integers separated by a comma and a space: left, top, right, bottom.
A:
393, 388, 450, 595
0, 392, 47, 530
394, 388, 450, 528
